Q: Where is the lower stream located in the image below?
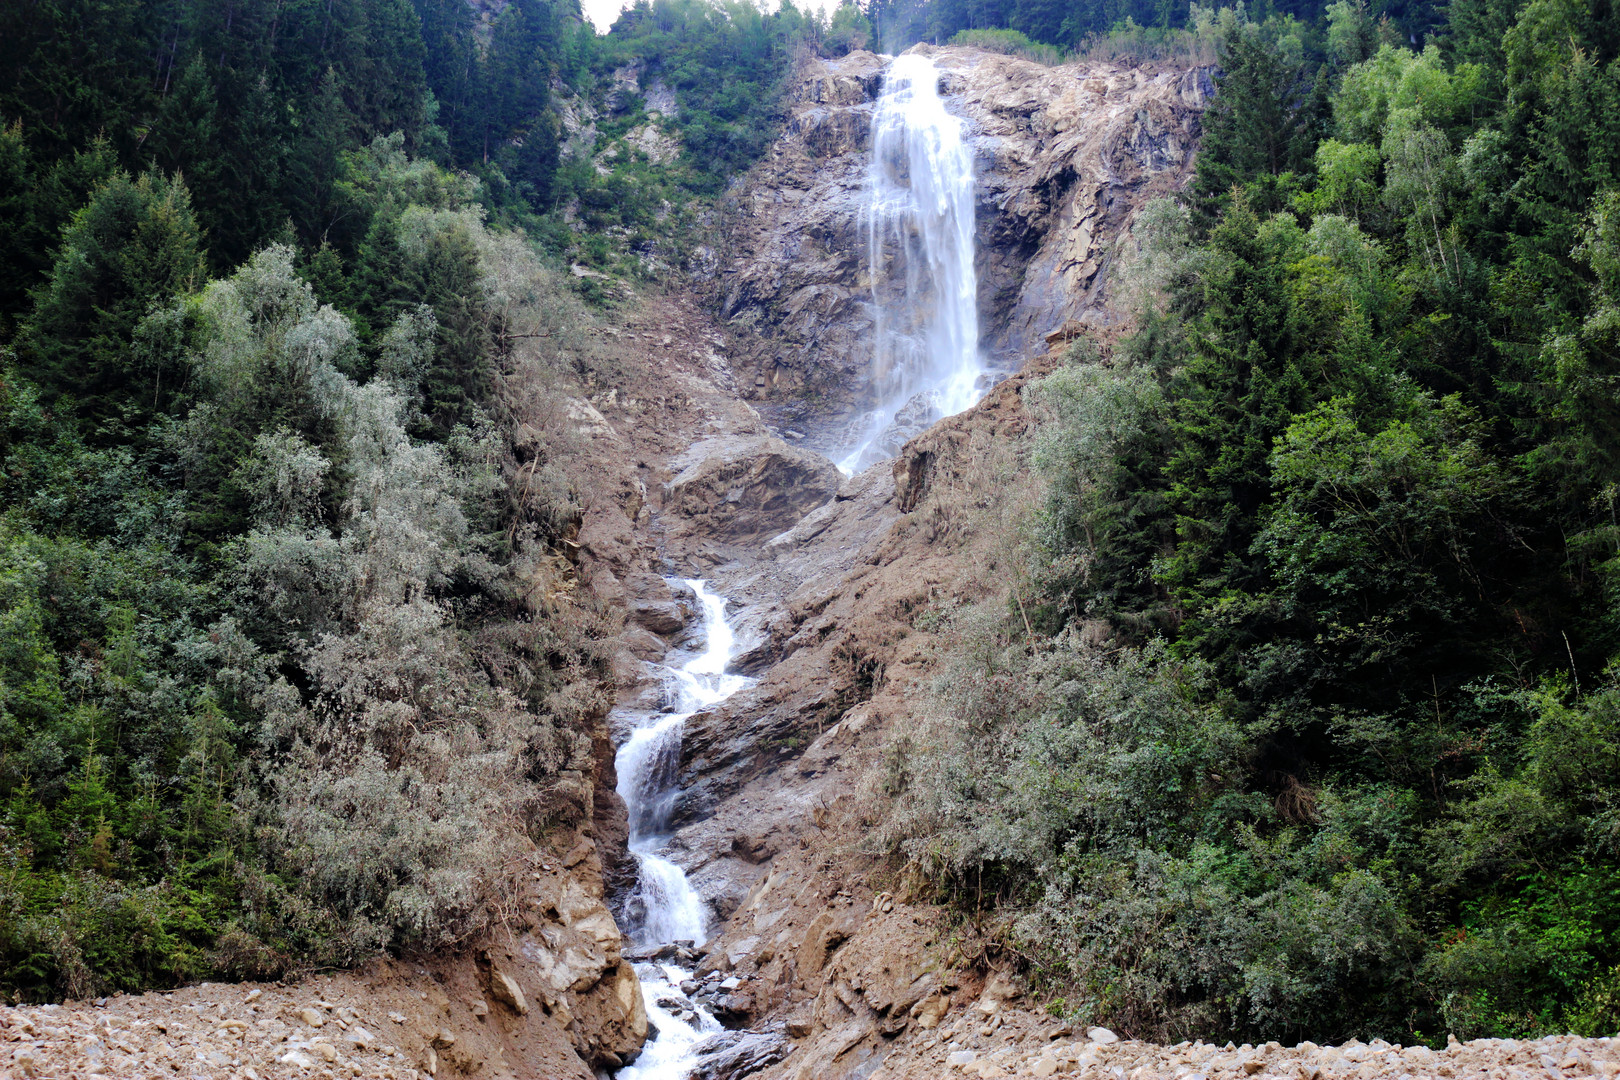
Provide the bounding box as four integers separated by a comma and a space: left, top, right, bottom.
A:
612, 580, 751, 1079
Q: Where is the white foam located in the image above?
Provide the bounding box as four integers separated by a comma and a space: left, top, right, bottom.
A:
840, 53, 985, 474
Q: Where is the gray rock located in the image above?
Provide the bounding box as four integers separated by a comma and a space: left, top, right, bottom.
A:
664, 435, 841, 542
720, 48, 1210, 444
629, 599, 687, 635
689, 1029, 792, 1080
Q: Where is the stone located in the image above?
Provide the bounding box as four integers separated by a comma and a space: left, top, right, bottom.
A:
11, 1046, 41, 1076
347, 1026, 376, 1049
298, 1008, 325, 1028
280, 1049, 316, 1068
913, 994, 950, 1029
1089, 1026, 1120, 1046
687, 1030, 791, 1079
470, 1000, 489, 1018
663, 435, 842, 541
388, 1012, 407, 1024
489, 968, 529, 1016
629, 598, 686, 635
243, 990, 262, 1004
1031, 1058, 1061, 1077
948, 1050, 978, 1066
311, 1041, 339, 1062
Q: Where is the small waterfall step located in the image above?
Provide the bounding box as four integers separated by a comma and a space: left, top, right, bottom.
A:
612, 579, 752, 1080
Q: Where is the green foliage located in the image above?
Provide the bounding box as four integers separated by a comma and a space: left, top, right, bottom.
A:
880, 0, 1620, 1045
950, 28, 1068, 64
18, 170, 206, 434
601, 0, 807, 196
826, 1, 877, 54
1191, 23, 1322, 225
0, 116, 610, 996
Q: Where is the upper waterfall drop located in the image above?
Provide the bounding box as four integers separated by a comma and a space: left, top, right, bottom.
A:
838, 53, 984, 475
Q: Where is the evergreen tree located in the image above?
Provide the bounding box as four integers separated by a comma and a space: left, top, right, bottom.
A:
0, 124, 38, 332
1192, 27, 1321, 226
412, 0, 480, 160
286, 67, 357, 242
19, 169, 206, 433
150, 56, 221, 200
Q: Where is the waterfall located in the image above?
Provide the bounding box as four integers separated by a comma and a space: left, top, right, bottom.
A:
613, 580, 749, 1079
839, 53, 984, 475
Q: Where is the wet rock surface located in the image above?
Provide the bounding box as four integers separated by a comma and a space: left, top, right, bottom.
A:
718, 45, 1208, 457
689, 1028, 794, 1078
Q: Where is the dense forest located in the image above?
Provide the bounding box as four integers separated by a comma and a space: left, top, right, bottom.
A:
880, 0, 1620, 1046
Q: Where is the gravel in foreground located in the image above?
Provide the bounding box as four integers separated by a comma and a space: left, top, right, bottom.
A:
885, 1028, 1620, 1080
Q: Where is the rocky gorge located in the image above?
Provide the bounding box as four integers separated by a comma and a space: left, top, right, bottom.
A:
6, 42, 1618, 1080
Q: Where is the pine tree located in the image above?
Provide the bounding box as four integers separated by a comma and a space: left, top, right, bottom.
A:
410, 223, 492, 436
286, 67, 356, 242
0, 124, 39, 331
151, 57, 221, 197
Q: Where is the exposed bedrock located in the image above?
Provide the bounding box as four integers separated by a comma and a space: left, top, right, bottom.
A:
715, 45, 1209, 455
663, 434, 845, 545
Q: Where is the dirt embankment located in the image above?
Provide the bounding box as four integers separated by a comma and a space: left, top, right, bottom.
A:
0, 842, 646, 1080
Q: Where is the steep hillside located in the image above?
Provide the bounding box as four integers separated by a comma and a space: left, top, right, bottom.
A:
10, 10, 1620, 1075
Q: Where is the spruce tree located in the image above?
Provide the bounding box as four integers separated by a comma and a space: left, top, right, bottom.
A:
1192, 27, 1319, 227
19, 169, 206, 433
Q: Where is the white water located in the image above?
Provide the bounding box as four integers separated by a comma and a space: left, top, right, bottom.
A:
839, 53, 985, 474
614, 580, 751, 1080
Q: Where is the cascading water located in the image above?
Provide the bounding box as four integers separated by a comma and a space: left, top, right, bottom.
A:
613, 580, 751, 1079
839, 53, 985, 475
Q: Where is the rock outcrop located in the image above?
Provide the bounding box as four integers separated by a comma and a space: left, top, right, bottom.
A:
717, 45, 1209, 453
664, 434, 844, 543
0, 840, 651, 1080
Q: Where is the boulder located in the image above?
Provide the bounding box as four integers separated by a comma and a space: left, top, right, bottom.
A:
488, 968, 528, 1016
629, 598, 687, 635
664, 435, 841, 541
690, 1030, 792, 1079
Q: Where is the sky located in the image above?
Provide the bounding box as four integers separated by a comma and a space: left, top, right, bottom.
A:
581, 0, 841, 33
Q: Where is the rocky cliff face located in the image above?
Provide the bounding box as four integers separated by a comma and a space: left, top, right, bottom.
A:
716, 45, 1209, 454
